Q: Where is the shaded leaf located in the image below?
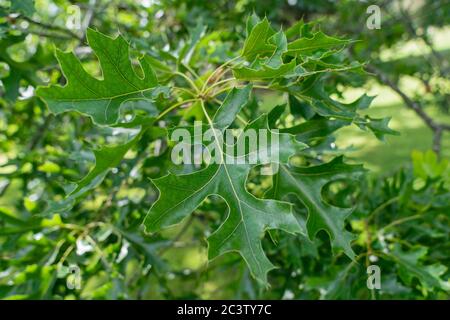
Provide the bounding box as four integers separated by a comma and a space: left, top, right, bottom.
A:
144, 86, 306, 284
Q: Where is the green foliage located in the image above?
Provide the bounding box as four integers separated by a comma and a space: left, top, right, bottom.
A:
35, 15, 382, 287
10, 0, 36, 17
0, 0, 449, 300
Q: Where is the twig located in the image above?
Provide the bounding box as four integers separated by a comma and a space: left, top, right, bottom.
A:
1, 114, 53, 198
18, 30, 74, 41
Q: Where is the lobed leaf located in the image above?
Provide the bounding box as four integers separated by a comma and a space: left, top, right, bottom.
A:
36, 29, 164, 126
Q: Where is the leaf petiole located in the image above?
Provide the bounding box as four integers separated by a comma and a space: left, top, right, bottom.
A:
174, 72, 200, 93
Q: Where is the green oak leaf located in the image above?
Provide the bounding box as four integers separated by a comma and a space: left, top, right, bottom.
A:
44, 125, 153, 215
280, 118, 351, 143
288, 94, 316, 120
266, 30, 288, 68
388, 245, 450, 292
293, 78, 375, 119
267, 156, 365, 259
36, 29, 164, 126
285, 19, 317, 39
0, 35, 43, 101
286, 31, 351, 56
241, 17, 275, 61
412, 150, 449, 180
234, 30, 296, 80
357, 116, 399, 141
11, 0, 35, 17
144, 85, 306, 284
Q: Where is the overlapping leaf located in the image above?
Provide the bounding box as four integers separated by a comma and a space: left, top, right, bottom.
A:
267, 157, 365, 259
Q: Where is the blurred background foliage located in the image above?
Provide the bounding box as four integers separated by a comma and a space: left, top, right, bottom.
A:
0, 0, 449, 299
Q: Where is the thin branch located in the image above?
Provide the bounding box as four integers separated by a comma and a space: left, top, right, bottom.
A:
365, 64, 450, 155
20, 15, 82, 41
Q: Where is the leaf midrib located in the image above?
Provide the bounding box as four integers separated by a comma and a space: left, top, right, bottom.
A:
45, 87, 153, 102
